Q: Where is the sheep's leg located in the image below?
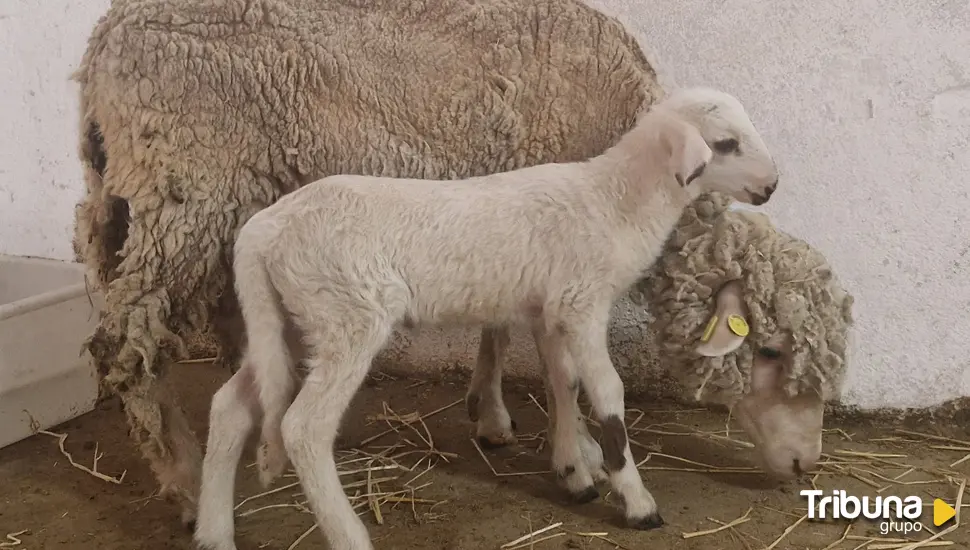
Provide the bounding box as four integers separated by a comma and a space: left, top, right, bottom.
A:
533, 323, 602, 503
281, 312, 393, 550
211, 282, 246, 372
465, 325, 518, 448
563, 319, 664, 530
98, 369, 203, 529
194, 364, 260, 550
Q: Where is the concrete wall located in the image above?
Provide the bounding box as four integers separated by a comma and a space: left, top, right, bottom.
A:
1, 0, 968, 410
0, 0, 112, 260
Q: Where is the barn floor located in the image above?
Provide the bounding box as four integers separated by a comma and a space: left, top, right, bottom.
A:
1, 362, 967, 550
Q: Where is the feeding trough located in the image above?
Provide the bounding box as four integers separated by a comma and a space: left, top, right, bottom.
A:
0, 254, 102, 450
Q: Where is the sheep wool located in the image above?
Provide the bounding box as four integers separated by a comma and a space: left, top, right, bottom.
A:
633, 192, 855, 406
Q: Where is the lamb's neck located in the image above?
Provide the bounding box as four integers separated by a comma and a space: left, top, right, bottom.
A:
590, 129, 694, 269
620, 179, 691, 263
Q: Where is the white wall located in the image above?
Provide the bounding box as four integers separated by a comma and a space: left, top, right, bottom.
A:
1, 0, 967, 410
0, 0, 111, 261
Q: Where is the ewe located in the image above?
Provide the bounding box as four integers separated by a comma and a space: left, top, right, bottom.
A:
194, 86, 779, 550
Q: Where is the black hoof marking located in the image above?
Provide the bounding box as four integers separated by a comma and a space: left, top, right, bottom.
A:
600, 415, 628, 471
571, 486, 600, 504
511, 418, 517, 431
185, 519, 197, 533
477, 436, 509, 450
466, 394, 480, 422
628, 513, 664, 530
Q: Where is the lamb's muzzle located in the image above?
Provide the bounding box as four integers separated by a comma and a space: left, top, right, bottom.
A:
195, 86, 779, 550
751, 176, 779, 205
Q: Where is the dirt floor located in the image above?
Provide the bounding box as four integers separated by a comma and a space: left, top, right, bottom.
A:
1, 362, 968, 550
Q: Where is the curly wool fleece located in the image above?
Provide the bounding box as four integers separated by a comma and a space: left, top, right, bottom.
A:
633, 192, 855, 406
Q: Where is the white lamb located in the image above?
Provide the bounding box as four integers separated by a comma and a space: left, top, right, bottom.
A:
194, 86, 780, 550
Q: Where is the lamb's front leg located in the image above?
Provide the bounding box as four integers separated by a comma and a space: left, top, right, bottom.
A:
533, 323, 604, 503
465, 325, 517, 448
466, 324, 608, 485
564, 319, 664, 529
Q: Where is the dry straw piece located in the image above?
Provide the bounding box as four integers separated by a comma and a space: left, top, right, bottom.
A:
500, 521, 563, 549
681, 507, 753, 539
228, 399, 462, 549
0, 530, 29, 548
38, 430, 126, 484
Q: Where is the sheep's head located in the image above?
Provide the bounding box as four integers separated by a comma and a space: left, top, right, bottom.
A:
657, 87, 779, 206
695, 282, 824, 479
734, 335, 825, 480
638, 193, 854, 481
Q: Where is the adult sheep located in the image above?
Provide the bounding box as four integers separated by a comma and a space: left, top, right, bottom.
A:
71, 0, 662, 528
467, 191, 855, 494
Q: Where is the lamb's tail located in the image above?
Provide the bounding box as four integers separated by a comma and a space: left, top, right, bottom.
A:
232, 222, 296, 487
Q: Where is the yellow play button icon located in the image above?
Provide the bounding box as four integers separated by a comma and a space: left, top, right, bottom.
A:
933, 498, 956, 526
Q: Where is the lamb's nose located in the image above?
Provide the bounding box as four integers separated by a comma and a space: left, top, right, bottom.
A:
766, 178, 778, 197
793, 458, 803, 476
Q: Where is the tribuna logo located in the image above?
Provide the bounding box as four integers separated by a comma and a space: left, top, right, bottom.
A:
801, 490, 924, 534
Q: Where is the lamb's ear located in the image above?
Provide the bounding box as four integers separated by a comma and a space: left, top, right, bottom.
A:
669, 119, 714, 187
695, 281, 749, 357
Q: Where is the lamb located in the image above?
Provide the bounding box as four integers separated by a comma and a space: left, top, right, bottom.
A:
193, 86, 781, 550
465, 191, 854, 494
71, 0, 663, 526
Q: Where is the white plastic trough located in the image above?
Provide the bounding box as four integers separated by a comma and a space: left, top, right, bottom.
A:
0, 254, 102, 450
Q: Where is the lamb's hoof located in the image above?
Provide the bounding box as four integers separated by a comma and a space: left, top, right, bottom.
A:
185, 519, 197, 533
477, 434, 517, 450
570, 486, 600, 504
627, 513, 665, 530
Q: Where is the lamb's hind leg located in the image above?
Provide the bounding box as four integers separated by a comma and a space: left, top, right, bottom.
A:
255, 316, 307, 487
465, 325, 517, 448
564, 316, 664, 530
281, 308, 395, 550
194, 364, 260, 550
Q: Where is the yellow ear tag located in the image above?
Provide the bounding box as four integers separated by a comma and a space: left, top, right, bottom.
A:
727, 314, 749, 337
701, 314, 719, 342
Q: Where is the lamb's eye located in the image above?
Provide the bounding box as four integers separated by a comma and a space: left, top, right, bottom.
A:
713, 138, 739, 154
757, 346, 781, 359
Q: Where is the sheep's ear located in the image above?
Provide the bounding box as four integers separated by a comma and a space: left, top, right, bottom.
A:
695, 281, 749, 357
670, 120, 714, 187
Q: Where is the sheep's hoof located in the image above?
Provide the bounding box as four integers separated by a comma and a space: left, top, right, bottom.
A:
570, 486, 600, 504
477, 434, 517, 449
180, 506, 198, 532
466, 395, 481, 422
627, 512, 665, 530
